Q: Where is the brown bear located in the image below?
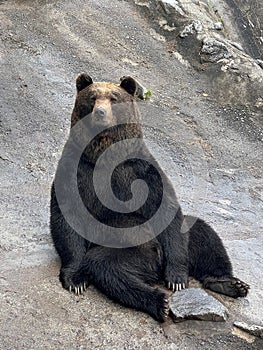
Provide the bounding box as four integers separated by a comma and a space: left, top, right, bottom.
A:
50, 73, 249, 322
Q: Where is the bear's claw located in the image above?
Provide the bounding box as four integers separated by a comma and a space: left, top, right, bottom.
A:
161, 295, 170, 320
164, 300, 170, 318
154, 291, 170, 322
70, 282, 88, 296
166, 281, 187, 292
67, 282, 88, 296
60, 267, 89, 295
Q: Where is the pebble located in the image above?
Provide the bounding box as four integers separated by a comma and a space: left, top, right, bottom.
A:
214, 22, 223, 30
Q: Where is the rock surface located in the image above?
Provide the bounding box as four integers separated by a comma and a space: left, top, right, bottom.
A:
170, 288, 228, 322
135, 0, 263, 107
200, 37, 232, 63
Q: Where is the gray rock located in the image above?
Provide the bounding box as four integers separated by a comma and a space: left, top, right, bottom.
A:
200, 37, 232, 63
180, 20, 203, 38
170, 288, 228, 322
157, 0, 186, 17
256, 59, 263, 69
135, 80, 150, 100
234, 321, 263, 339
214, 22, 223, 31
120, 77, 150, 100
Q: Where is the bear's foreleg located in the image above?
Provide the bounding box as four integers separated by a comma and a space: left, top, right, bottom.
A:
157, 212, 190, 292
50, 185, 90, 292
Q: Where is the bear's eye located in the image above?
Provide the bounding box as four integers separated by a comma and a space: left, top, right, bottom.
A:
89, 95, 96, 103
110, 93, 120, 103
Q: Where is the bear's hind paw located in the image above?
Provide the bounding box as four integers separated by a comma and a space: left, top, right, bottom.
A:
163, 297, 170, 319
203, 276, 250, 298
154, 291, 170, 322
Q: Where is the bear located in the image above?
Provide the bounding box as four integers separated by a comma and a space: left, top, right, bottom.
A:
50, 73, 249, 322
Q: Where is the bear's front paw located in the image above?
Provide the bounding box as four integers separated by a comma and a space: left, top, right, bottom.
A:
60, 267, 89, 296
164, 270, 189, 292
70, 281, 89, 296
71, 269, 90, 296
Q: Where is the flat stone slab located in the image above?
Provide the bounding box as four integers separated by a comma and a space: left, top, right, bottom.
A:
234, 321, 263, 339
170, 288, 228, 322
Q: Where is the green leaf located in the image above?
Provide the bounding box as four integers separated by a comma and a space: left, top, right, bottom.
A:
145, 90, 152, 99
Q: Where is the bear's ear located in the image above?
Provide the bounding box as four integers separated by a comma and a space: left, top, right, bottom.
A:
76, 73, 93, 92
120, 76, 137, 96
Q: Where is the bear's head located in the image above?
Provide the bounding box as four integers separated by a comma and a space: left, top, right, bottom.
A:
71, 73, 140, 128
70, 73, 143, 159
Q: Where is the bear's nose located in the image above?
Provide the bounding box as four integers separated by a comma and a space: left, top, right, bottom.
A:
94, 107, 106, 119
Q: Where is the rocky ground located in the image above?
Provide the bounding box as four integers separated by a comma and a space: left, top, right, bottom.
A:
0, 0, 262, 349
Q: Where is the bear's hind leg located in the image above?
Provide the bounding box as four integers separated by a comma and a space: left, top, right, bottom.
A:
187, 216, 249, 298
72, 247, 170, 322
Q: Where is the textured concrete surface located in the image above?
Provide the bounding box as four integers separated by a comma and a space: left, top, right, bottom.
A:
0, 0, 262, 349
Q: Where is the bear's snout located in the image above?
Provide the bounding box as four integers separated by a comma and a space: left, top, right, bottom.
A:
91, 100, 114, 128
94, 106, 107, 120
